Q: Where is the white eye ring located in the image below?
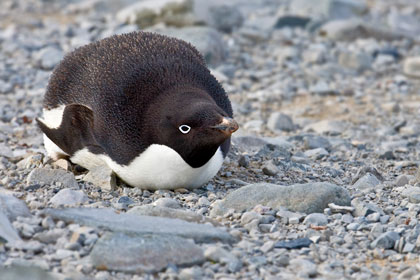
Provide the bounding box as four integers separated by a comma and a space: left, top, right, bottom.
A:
179, 125, 191, 134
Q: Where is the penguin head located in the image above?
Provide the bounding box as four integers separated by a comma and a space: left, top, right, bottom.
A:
150, 88, 238, 168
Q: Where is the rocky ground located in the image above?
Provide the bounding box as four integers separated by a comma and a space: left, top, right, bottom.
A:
1, 0, 420, 279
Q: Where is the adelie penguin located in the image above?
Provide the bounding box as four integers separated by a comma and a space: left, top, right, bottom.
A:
37, 31, 239, 190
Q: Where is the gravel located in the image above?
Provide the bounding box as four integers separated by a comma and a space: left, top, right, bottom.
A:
1, 0, 420, 279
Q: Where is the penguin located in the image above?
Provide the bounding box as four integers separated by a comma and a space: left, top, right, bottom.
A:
37, 31, 239, 190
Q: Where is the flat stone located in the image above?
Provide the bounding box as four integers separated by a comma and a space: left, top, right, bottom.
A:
0, 210, 21, 244
304, 135, 331, 150
232, 136, 269, 155
304, 147, 329, 159
210, 182, 351, 216
153, 197, 181, 209
44, 208, 233, 243
328, 203, 354, 214
152, 26, 227, 67
276, 209, 304, 224
305, 120, 346, 135
128, 205, 213, 224
351, 166, 384, 184
0, 265, 56, 280
289, 0, 367, 20
207, 4, 244, 33
90, 232, 204, 273
405, 187, 420, 204
27, 168, 78, 189
275, 238, 312, 249
370, 231, 400, 249
267, 112, 295, 132
35, 46, 63, 70
275, 16, 310, 29
116, 0, 192, 27
0, 192, 31, 221
83, 165, 117, 192
204, 245, 241, 272
49, 189, 89, 207
320, 19, 404, 41
52, 159, 71, 171
403, 56, 420, 78
338, 51, 372, 71
289, 258, 318, 277
304, 213, 328, 226
262, 161, 279, 176
352, 198, 384, 217
0, 142, 13, 158
395, 175, 409, 187
352, 173, 381, 190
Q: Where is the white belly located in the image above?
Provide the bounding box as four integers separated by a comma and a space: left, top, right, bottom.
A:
71, 144, 224, 190
41, 106, 224, 190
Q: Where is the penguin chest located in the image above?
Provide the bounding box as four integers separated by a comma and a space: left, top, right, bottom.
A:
71, 144, 224, 190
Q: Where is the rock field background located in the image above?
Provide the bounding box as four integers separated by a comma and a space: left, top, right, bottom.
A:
1, 0, 420, 279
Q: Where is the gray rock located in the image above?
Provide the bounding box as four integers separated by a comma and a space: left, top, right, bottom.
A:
0, 80, 12, 94
289, 0, 367, 20
90, 232, 204, 273
352, 198, 384, 217
304, 148, 329, 159
27, 168, 78, 189
346, 222, 360, 231
387, 10, 420, 38
0, 142, 13, 158
395, 175, 409, 187
304, 135, 331, 150
320, 19, 404, 41
128, 205, 211, 224
309, 80, 337, 96
370, 231, 400, 249
351, 166, 384, 184
267, 112, 295, 132
338, 51, 371, 71
179, 267, 203, 280
402, 187, 420, 204
116, 0, 193, 27
289, 258, 317, 277
0, 265, 56, 280
328, 203, 354, 214
262, 161, 279, 176
153, 197, 181, 209
210, 182, 351, 216
0, 192, 31, 221
0, 210, 21, 243
35, 46, 63, 70
83, 165, 117, 192
263, 137, 294, 151
49, 189, 89, 207
352, 173, 381, 190
204, 245, 241, 272
152, 26, 227, 66
275, 16, 311, 29
403, 57, 420, 78
240, 211, 262, 225
304, 213, 328, 226
207, 4, 243, 33
44, 207, 233, 243
232, 136, 269, 155
304, 120, 345, 135
276, 209, 304, 224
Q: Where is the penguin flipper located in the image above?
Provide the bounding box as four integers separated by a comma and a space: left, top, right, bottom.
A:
37, 104, 103, 156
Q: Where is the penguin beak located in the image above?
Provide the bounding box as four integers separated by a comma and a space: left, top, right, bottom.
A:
211, 117, 239, 136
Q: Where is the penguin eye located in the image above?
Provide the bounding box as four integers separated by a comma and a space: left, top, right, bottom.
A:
179, 125, 191, 134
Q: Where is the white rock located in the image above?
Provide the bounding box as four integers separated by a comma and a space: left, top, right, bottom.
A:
49, 189, 89, 207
